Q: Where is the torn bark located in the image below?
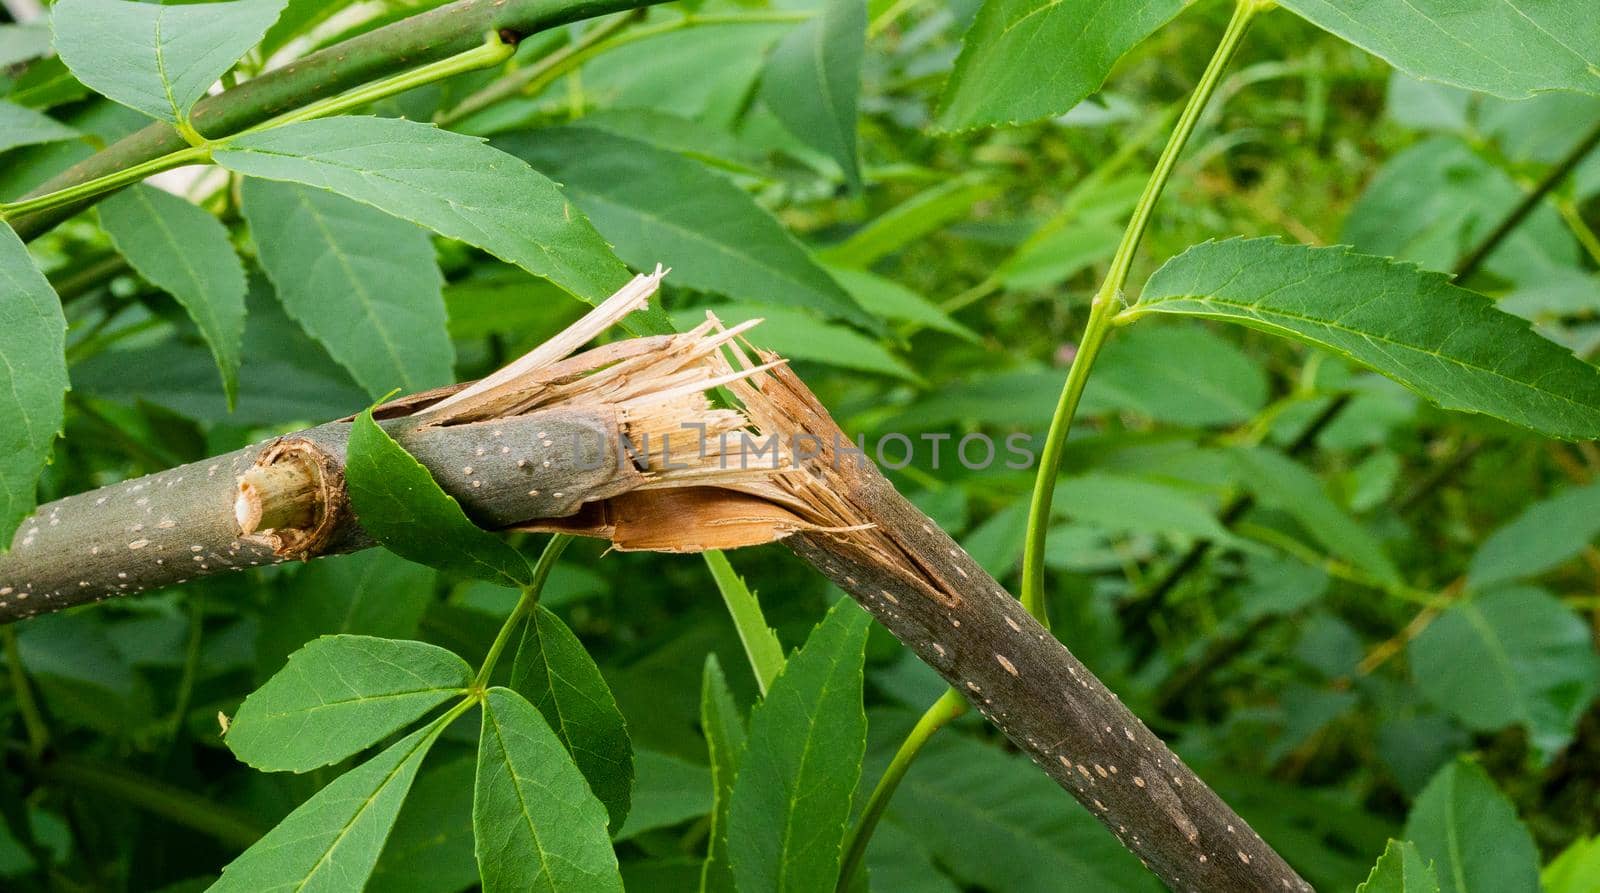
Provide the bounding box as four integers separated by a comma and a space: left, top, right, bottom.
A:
0, 273, 1310, 891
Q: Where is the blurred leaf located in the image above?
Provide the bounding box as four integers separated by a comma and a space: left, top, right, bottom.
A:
1543, 836, 1600, 893
578, 23, 786, 128
1343, 137, 1576, 285
0, 22, 51, 68
612, 749, 711, 841
995, 218, 1122, 291
16, 613, 154, 736
51, 0, 286, 124
700, 654, 745, 893
703, 551, 784, 695
370, 756, 477, 893
227, 635, 470, 772
257, 550, 435, 680
498, 126, 868, 327
759, 0, 865, 189
211, 717, 446, 892
671, 304, 916, 381
1385, 72, 1472, 134
1232, 446, 1402, 586
1133, 238, 1600, 441
820, 174, 997, 267
1055, 472, 1233, 542
1402, 760, 1539, 893
1086, 324, 1268, 427
936, 0, 1184, 130
1279, 0, 1600, 99
0, 223, 65, 549
241, 179, 453, 398
1467, 482, 1600, 591
100, 184, 246, 407
1408, 586, 1600, 761
728, 600, 870, 893
214, 118, 652, 329
510, 605, 634, 829
261, 0, 359, 57
474, 686, 623, 893
346, 408, 532, 587
1357, 841, 1439, 892
823, 264, 977, 341
0, 102, 77, 153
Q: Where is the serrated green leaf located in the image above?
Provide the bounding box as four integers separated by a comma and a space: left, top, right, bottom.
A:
700, 654, 745, 893
0, 222, 66, 550
495, 126, 868, 328
936, 0, 1185, 130
509, 605, 633, 829
1130, 238, 1600, 440
728, 599, 870, 893
1358, 840, 1440, 892
1402, 760, 1539, 893
1231, 446, 1402, 586
99, 184, 246, 407
0, 101, 77, 154
240, 178, 453, 399
212, 117, 656, 331
256, 550, 435, 681
346, 408, 533, 587
1467, 483, 1600, 590
473, 686, 623, 893
51, 0, 287, 125
1409, 587, 1600, 762
1278, 0, 1600, 99
209, 715, 446, 893
227, 635, 471, 773
760, 0, 864, 189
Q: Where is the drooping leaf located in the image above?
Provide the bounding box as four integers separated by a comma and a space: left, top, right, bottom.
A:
759, 0, 866, 189
1129, 238, 1600, 440
670, 305, 916, 381
213, 117, 655, 330
1467, 482, 1600, 591
727, 599, 870, 893
473, 686, 623, 893
700, 654, 745, 893
0, 223, 66, 550
495, 127, 868, 328
99, 184, 247, 406
226, 635, 471, 772
1402, 760, 1539, 893
210, 717, 446, 892
51, 0, 287, 125
1231, 446, 1403, 586
936, 0, 1186, 130
509, 605, 634, 829
346, 408, 533, 587
1278, 0, 1600, 99
0, 101, 77, 154
1408, 586, 1600, 762
240, 178, 453, 399
1357, 840, 1440, 893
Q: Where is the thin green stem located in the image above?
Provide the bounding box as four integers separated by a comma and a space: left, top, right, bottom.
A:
474, 534, 571, 688
3, 627, 48, 759
837, 688, 967, 890
0, 146, 211, 222
1018, 0, 1262, 627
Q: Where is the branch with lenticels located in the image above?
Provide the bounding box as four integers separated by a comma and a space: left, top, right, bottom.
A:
0, 272, 1310, 892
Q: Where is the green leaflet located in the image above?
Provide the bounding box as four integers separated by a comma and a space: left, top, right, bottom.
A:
668, 305, 916, 382
936, 0, 1186, 130
822, 265, 978, 342
699, 655, 745, 893
213, 117, 659, 332
1543, 836, 1600, 893
702, 551, 784, 695
474, 687, 624, 893
240, 179, 454, 399
1230, 446, 1403, 586
99, 184, 247, 407
759, 0, 866, 190
345, 408, 533, 588
51, 0, 287, 126
1053, 472, 1237, 544
1130, 238, 1600, 440
1408, 587, 1600, 763
728, 599, 870, 893
0, 223, 66, 550
0, 101, 78, 154
255, 550, 435, 681
1358, 840, 1440, 893
509, 605, 634, 829
226, 635, 471, 773
1279, 0, 1600, 100
818, 174, 998, 268
209, 716, 446, 893
494, 127, 869, 329
1402, 760, 1539, 893
1467, 482, 1600, 591
1084, 324, 1269, 427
